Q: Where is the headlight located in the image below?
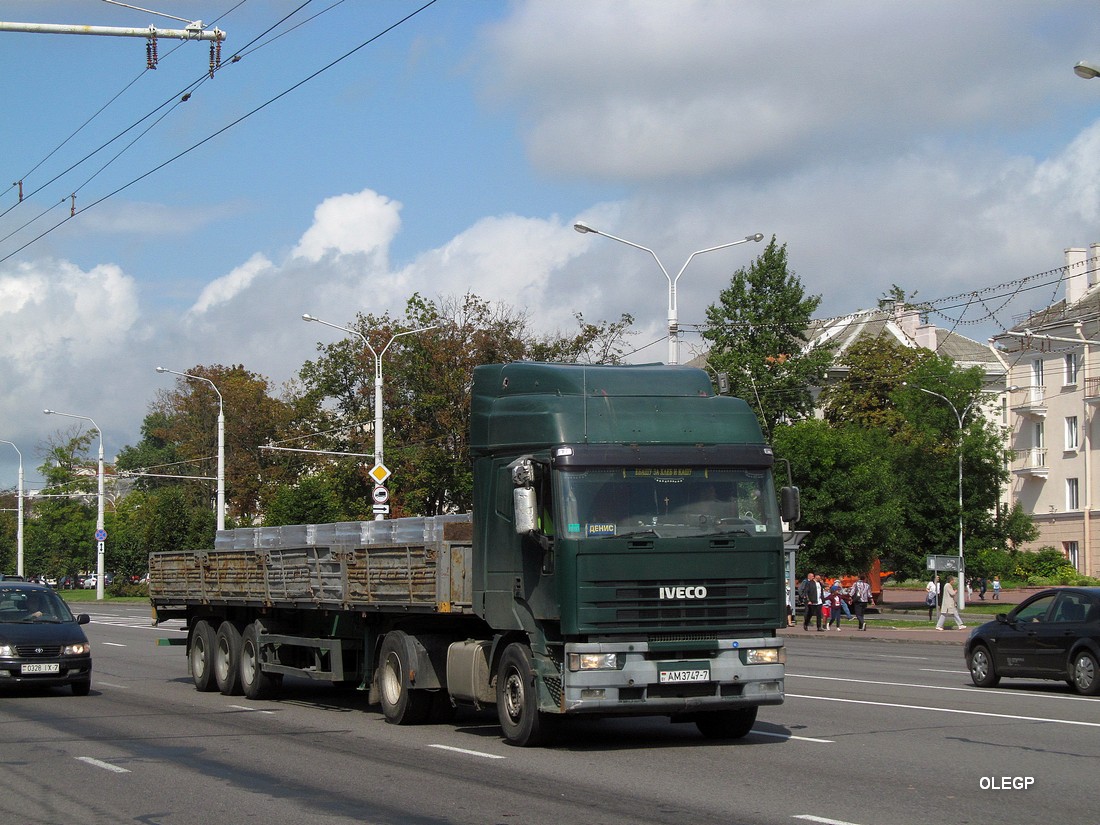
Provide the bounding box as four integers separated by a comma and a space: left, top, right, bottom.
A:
567, 652, 619, 671
63, 643, 89, 656
0, 644, 14, 657
744, 648, 784, 665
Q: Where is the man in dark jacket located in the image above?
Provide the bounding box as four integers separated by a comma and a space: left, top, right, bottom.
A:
800, 571, 824, 631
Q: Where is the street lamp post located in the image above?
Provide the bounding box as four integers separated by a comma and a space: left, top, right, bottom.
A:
156, 367, 225, 531
0, 440, 24, 578
1074, 60, 1100, 79
914, 387, 982, 610
43, 409, 105, 600
302, 314, 436, 520
573, 221, 764, 365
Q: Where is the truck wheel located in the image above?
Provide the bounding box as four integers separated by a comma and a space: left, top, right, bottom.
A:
189, 619, 218, 692
214, 621, 243, 696
240, 623, 277, 700
496, 643, 548, 746
378, 631, 431, 724
694, 707, 758, 740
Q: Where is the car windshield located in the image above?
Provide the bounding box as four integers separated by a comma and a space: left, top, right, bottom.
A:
556, 466, 781, 538
0, 587, 75, 623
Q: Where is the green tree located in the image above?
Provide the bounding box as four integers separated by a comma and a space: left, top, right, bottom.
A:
702, 237, 833, 435
772, 419, 904, 575
893, 356, 1011, 576
820, 335, 932, 432
263, 473, 342, 526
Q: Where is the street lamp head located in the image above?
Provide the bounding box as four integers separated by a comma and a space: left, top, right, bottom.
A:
748, 233, 764, 243
155, 366, 168, 373
302, 313, 316, 322
43, 409, 53, 415
573, 221, 596, 234
1075, 61, 1100, 79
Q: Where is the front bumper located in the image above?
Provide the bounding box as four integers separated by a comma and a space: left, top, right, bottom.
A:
553, 637, 784, 715
0, 655, 92, 688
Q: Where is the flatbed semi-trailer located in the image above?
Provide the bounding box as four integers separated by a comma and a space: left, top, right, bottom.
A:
151, 361, 797, 745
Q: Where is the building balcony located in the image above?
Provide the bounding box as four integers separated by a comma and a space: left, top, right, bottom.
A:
1086, 376, 1100, 403
1012, 448, 1048, 479
1008, 384, 1046, 417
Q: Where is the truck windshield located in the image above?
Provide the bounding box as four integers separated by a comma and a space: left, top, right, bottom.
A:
556, 467, 781, 539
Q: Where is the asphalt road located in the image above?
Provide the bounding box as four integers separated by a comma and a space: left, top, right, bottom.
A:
0, 603, 1095, 825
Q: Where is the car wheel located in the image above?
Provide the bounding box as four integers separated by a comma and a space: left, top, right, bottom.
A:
189, 619, 218, 692
377, 631, 431, 725
1071, 650, 1100, 696
214, 621, 243, 696
694, 707, 758, 740
968, 645, 1000, 688
239, 623, 277, 700
496, 642, 551, 746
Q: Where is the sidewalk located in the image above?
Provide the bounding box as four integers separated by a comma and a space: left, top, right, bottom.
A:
779, 618, 971, 644
782, 586, 1027, 644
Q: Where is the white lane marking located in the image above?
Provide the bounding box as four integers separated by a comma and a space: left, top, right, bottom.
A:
428, 744, 506, 759
101, 642, 126, 647
94, 681, 128, 689
787, 693, 1100, 728
790, 673, 1100, 703
793, 816, 863, 825
228, 705, 275, 715
920, 668, 968, 674
76, 757, 130, 774
752, 730, 835, 744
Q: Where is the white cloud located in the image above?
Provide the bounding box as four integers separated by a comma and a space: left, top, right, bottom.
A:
291, 190, 403, 263
189, 252, 274, 315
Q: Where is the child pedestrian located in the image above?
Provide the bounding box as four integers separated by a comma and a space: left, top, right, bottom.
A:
992, 575, 1001, 600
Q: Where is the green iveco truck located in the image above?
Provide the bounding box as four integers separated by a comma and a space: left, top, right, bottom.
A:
150, 361, 798, 746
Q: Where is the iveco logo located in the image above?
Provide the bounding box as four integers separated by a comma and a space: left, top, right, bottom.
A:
659, 586, 708, 600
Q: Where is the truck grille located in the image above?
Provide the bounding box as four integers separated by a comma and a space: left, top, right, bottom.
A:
577, 579, 773, 632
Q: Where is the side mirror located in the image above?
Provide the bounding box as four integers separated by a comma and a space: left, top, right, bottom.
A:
513, 487, 537, 535
780, 486, 800, 524
77, 614, 90, 625
996, 613, 1009, 624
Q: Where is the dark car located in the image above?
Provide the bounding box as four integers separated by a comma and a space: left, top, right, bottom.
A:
0, 582, 92, 695
964, 586, 1100, 695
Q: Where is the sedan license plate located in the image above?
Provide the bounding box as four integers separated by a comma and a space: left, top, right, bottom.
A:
658, 661, 710, 684
21, 663, 60, 675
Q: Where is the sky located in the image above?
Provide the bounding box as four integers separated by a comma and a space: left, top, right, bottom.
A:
3, 0, 1100, 487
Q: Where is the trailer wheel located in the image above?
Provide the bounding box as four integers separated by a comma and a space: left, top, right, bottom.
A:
694, 706, 758, 740
189, 619, 218, 692
496, 643, 548, 747
378, 631, 431, 725
240, 623, 278, 700
214, 621, 243, 696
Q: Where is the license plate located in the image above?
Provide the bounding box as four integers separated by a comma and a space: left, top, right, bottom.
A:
21, 663, 60, 675
658, 661, 710, 683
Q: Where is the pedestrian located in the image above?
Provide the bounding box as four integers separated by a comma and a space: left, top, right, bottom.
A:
925, 575, 939, 621
850, 573, 873, 631
800, 571, 824, 631
992, 575, 1001, 600
935, 576, 967, 630
835, 579, 853, 621
827, 583, 845, 630
965, 577, 973, 599
978, 576, 987, 601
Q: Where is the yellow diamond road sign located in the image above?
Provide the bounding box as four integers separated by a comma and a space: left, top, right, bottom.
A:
369, 463, 391, 485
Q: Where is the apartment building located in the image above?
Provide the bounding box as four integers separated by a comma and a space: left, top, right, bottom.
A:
993, 244, 1100, 576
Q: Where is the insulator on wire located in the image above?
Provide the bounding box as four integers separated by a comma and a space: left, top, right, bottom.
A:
70, 194, 76, 217
15, 180, 23, 202
210, 40, 222, 79
146, 33, 158, 69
